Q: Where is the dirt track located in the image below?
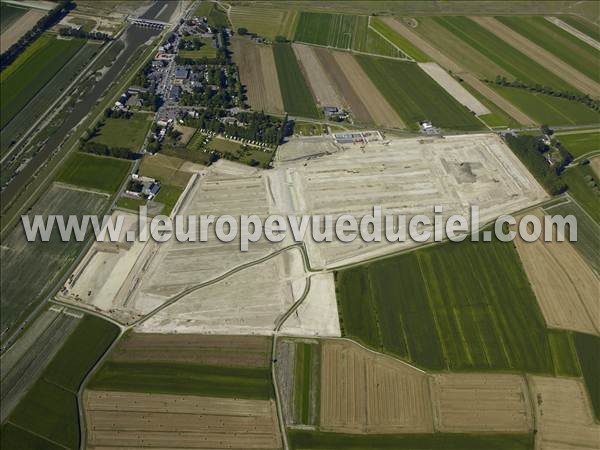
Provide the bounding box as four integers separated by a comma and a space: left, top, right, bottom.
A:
320, 340, 433, 433
110, 333, 272, 367
513, 209, 600, 335
231, 37, 284, 114
292, 43, 345, 108
473, 16, 600, 96
85, 390, 282, 449
432, 373, 533, 432
332, 51, 405, 128
380, 17, 536, 126
1, 9, 45, 53
529, 376, 600, 450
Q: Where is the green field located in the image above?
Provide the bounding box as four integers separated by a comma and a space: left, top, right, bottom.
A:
561, 164, 600, 223
544, 200, 600, 272
434, 16, 578, 92
272, 43, 319, 118
294, 342, 319, 425
293, 12, 403, 57
0, 185, 107, 335
7, 316, 119, 449
574, 332, 600, 421
116, 195, 146, 211
288, 430, 534, 450
208, 136, 275, 167
492, 85, 600, 126
370, 17, 430, 61
230, 6, 298, 40
496, 16, 600, 84
555, 130, 600, 158
336, 238, 579, 375
0, 3, 27, 32
0, 423, 65, 450
89, 113, 153, 152
155, 183, 183, 216
1, 34, 85, 130
56, 152, 131, 193
356, 55, 484, 131
1, 41, 100, 155
560, 15, 600, 43
89, 361, 274, 399
179, 47, 217, 59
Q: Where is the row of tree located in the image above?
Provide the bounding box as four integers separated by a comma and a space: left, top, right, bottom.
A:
1, 0, 75, 71
58, 27, 111, 41
485, 76, 600, 112
82, 141, 138, 159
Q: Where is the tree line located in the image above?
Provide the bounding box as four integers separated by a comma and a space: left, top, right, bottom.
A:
1, 0, 75, 71
59, 27, 111, 41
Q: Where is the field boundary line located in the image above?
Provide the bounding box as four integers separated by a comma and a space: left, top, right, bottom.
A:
5, 420, 71, 450
294, 39, 415, 62
367, 16, 415, 62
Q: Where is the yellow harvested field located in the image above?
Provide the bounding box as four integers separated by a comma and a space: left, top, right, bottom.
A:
432, 373, 533, 433
320, 340, 433, 433
473, 16, 600, 96
139, 153, 193, 188
174, 124, 196, 145
230, 6, 298, 40
293, 43, 345, 108
85, 390, 282, 449
332, 51, 405, 129
110, 333, 271, 367
591, 156, 600, 177
231, 37, 284, 114
380, 17, 535, 126
1, 9, 45, 53
529, 376, 600, 450
513, 209, 600, 335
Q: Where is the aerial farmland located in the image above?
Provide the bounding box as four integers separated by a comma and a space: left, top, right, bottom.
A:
1, 1, 599, 450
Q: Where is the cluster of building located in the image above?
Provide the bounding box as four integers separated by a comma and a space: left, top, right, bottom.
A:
125, 174, 161, 200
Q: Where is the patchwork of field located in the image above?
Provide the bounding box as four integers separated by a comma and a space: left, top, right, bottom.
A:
1, 306, 79, 421
331, 51, 405, 128
84, 391, 282, 449
5, 315, 118, 450
562, 163, 600, 223
512, 209, 599, 335
273, 42, 319, 118
286, 133, 546, 268
529, 376, 600, 450
431, 373, 533, 433
336, 237, 579, 375
1, 34, 84, 130
293, 43, 345, 108
1, 3, 28, 32
0, 7, 45, 52
417, 62, 490, 116
558, 15, 600, 44
231, 37, 284, 114
357, 55, 485, 131
320, 340, 434, 433
230, 5, 298, 40
1, 40, 100, 155
369, 16, 430, 62
89, 113, 153, 152
0, 184, 108, 337
473, 16, 599, 95
387, 17, 535, 126
139, 152, 194, 189
111, 333, 271, 368
293, 12, 406, 58
498, 16, 600, 84
544, 199, 600, 273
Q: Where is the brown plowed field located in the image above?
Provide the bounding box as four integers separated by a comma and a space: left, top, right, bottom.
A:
320, 340, 434, 433
473, 16, 600, 96
529, 376, 600, 450
292, 43, 345, 108
513, 210, 600, 335
85, 390, 282, 449
432, 373, 533, 433
332, 51, 405, 129
312, 47, 372, 124
110, 333, 272, 367
380, 17, 536, 126
1, 9, 45, 53
231, 37, 284, 114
